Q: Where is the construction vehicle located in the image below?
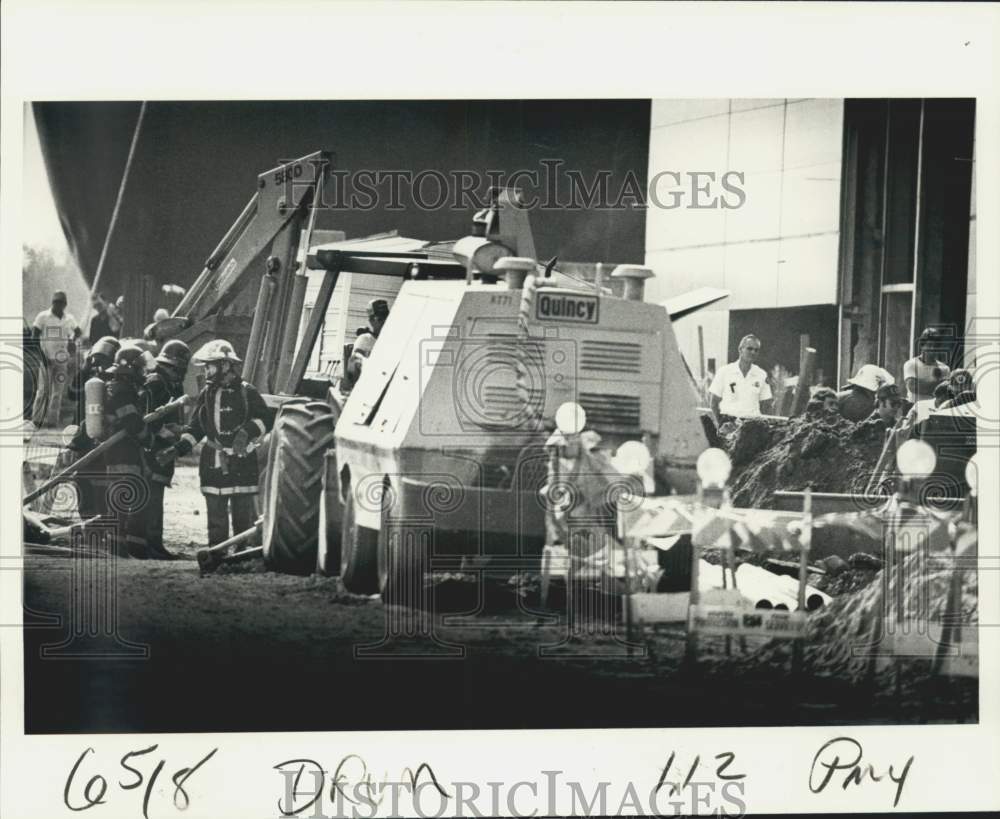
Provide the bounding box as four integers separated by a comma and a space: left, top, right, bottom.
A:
143, 150, 722, 593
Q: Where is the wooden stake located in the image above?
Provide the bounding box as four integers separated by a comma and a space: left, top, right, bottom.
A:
792, 485, 812, 674
685, 484, 703, 669
697, 325, 706, 381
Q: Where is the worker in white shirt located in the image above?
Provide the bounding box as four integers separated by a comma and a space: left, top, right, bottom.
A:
709, 334, 773, 423
902, 327, 951, 404
31, 290, 82, 428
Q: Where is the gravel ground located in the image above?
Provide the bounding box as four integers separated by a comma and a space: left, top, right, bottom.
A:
22, 463, 977, 734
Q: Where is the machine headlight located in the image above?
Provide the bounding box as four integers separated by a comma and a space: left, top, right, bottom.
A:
696, 447, 732, 488
613, 440, 652, 476
555, 401, 586, 435
896, 439, 937, 478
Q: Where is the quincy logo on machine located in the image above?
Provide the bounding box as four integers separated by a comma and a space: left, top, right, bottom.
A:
536, 293, 599, 323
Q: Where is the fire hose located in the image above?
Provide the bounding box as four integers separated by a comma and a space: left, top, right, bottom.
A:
23, 395, 191, 507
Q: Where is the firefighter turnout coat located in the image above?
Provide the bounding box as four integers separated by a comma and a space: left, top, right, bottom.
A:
103, 378, 147, 475
176, 378, 270, 495
141, 367, 186, 486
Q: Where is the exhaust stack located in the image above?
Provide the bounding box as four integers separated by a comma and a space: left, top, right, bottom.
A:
611, 264, 654, 302
496, 256, 535, 290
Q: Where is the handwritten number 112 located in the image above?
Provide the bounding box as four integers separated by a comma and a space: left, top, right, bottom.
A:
655, 751, 747, 797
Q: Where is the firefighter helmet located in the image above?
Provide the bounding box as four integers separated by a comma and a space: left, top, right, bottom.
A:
157, 339, 192, 370
192, 339, 242, 365
91, 335, 121, 361
111, 344, 149, 380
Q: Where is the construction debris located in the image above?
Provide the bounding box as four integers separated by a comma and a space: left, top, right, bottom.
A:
733, 550, 977, 685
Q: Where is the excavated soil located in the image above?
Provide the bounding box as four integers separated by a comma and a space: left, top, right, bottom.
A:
705, 551, 978, 719
722, 415, 888, 509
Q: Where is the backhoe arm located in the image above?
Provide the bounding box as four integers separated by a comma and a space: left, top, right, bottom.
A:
169, 151, 330, 325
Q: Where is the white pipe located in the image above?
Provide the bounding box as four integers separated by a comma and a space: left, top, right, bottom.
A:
695, 561, 830, 612
772, 573, 831, 611
735, 563, 800, 610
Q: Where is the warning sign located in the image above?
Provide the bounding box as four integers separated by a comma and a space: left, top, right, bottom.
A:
689, 605, 807, 639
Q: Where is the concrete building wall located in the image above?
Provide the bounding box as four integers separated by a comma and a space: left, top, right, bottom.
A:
645, 99, 844, 381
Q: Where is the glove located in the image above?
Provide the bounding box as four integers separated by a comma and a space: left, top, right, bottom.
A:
155, 446, 177, 467
231, 428, 250, 457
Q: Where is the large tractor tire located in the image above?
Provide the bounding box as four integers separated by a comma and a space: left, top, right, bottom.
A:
315, 460, 343, 576
261, 398, 337, 575
339, 475, 380, 594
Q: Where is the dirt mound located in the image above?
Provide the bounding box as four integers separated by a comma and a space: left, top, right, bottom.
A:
725, 415, 887, 508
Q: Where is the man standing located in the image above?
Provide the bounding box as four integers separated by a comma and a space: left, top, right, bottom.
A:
141, 339, 191, 560
159, 340, 270, 547
903, 327, 951, 404
70, 335, 120, 425
65, 335, 120, 520
709, 334, 773, 423
31, 290, 81, 428
87, 293, 120, 345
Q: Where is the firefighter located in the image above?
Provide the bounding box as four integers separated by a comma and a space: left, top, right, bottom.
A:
71, 335, 121, 425
158, 340, 269, 547
141, 339, 191, 560
103, 344, 154, 558
65, 335, 121, 520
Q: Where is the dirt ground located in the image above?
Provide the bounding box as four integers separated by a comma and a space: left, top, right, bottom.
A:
22, 462, 976, 734
161, 460, 215, 556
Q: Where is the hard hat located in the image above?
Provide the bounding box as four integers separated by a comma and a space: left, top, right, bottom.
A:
846, 364, 894, 393
111, 344, 149, 380
153, 308, 170, 323
157, 339, 192, 370
91, 335, 121, 361
193, 339, 242, 365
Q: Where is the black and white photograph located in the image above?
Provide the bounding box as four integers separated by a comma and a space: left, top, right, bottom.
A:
2, 3, 999, 818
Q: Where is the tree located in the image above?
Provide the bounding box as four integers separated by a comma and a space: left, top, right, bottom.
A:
22, 244, 90, 325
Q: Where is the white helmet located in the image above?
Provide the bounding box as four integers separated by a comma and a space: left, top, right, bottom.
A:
846, 364, 894, 393
192, 339, 242, 365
